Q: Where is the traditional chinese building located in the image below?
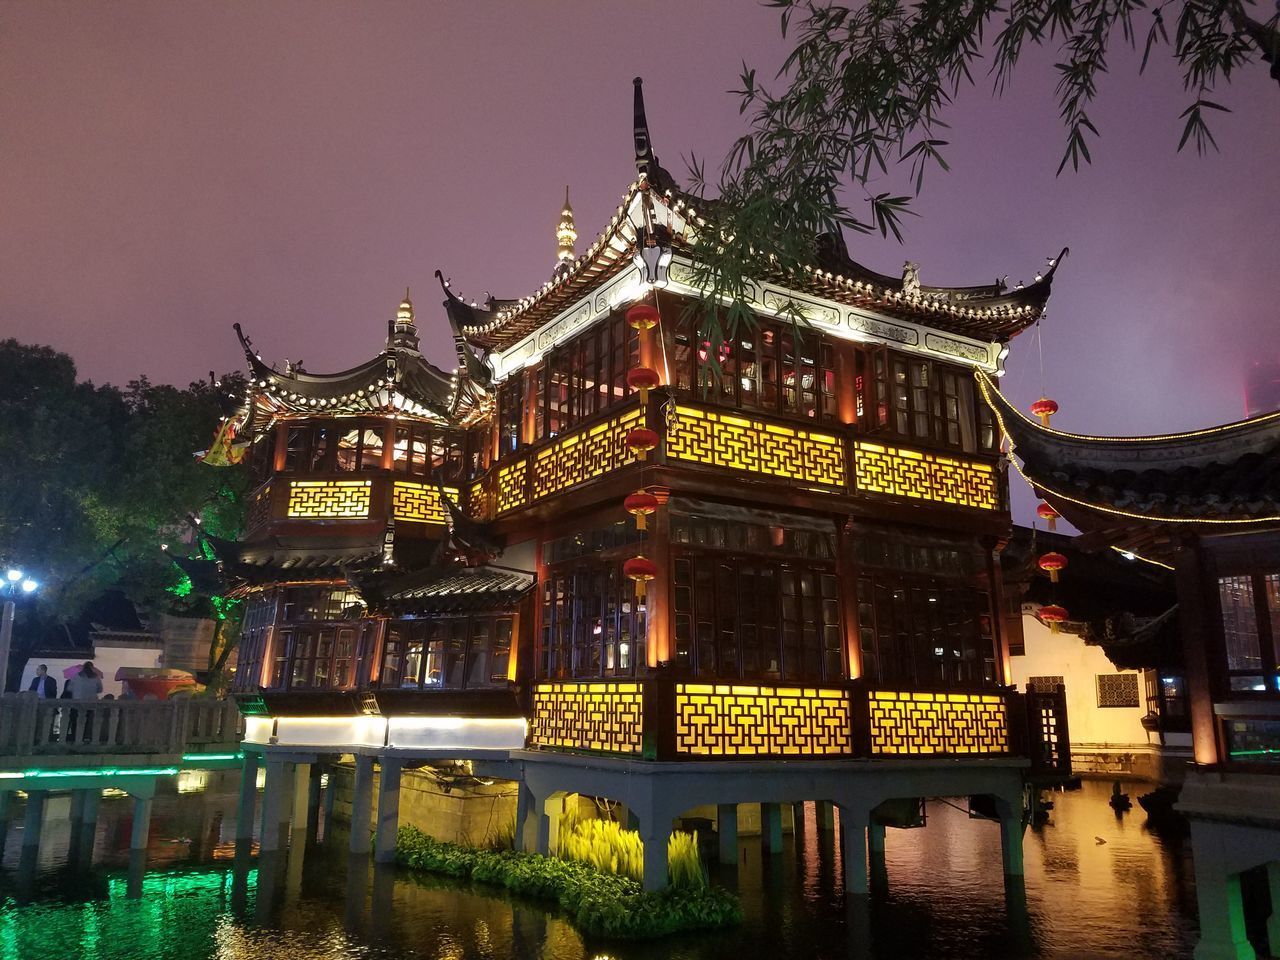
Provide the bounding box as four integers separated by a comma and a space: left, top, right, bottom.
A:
983, 381, 1280, 960
222, 79, 1070, 895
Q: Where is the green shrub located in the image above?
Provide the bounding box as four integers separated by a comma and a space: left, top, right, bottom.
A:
395, 825, 740, 940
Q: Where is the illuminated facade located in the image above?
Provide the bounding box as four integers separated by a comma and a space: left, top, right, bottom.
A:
216, 79, 1071, 894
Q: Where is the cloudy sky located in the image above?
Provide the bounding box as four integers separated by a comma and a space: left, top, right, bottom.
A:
5, 1, 1278, 521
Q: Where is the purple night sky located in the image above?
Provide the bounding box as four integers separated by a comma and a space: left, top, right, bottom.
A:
4, 3, 1278, 524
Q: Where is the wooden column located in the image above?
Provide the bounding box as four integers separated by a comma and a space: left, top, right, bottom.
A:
837, 519, 863, 680
1174, 538, 1223, 765
646, 494, 672, 667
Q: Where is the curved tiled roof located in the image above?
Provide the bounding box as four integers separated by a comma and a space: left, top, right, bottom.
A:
979, 371, 1280, 525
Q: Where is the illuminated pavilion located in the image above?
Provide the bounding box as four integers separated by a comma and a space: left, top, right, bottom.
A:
984, 382, 1280, 960
219, 79, 1072, 894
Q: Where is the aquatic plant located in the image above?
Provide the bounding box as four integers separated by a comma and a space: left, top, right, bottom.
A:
554, 808, 707, 890
395, 825, 739, 940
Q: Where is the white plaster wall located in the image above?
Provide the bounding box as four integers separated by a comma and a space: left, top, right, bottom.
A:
17, 644, 163, 699
1009, 611, 1152, 750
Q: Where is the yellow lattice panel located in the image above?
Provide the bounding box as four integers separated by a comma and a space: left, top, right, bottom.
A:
867, 690, 1008, 756
666, 405, 845, 489
467, 479, 490, 521
496, 459, 528, 514
530, 681, 644, 754
286, 480, 371, 519
530, 407, 645, 502
853, 441, 998, 510
674, 684, 852, 757
391, 482, 458, 525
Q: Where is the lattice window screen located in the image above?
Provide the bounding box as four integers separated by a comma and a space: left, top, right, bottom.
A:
1028, 675, 1065, 694
1096, 673, 1140, 708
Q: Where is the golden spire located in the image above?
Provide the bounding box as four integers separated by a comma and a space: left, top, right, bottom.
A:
556, 186, 576, 274
397, 287, 414, 324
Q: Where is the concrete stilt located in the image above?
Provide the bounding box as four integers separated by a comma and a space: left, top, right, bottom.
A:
77, 789, 100, 865
868, 820, 887, 892
236, 752, 260, 842
349, 755, 375, 855
816, 800, 835, 832
130, 796, 153, 851
0, 790, 11, 850
761, 802, 784, 855
1193, 867, 1258, 960
1265, 861, 1280, 960
305, 764, 322, 844
623, 805, 640, 831
260, 759, 289, 854
321, 765, 337, 842
641, 820, 670, 892
374, 758, 402, 864
539, 795, 565, 856
515, 781, 535, 853
999, 810, 1025, 879
291, 762, 312, 842
717, 803, 739, 864
837, 804, 868, 895
22, 790, 46, 853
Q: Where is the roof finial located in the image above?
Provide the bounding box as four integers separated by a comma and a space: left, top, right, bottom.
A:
555, 185, 577, 277
390, 287, 419, 352
634, 77, 656, 182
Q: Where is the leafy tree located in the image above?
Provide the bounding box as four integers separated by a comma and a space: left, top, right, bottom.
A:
684, 0, 1278, 339
0, 340, 249, 665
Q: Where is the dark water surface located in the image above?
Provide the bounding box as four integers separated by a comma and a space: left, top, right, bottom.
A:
0, 778, 1198, 960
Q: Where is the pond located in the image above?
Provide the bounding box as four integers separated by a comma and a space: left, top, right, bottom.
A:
0, 776, 1199, 959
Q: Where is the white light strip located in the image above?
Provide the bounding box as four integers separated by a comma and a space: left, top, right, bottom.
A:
244, 715, 527, 752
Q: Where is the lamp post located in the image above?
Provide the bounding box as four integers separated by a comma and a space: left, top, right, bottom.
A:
0, 569, 39, 694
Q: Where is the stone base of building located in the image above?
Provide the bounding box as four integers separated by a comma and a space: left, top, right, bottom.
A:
1068, 743, 1193, 783
327, 761, 518, 848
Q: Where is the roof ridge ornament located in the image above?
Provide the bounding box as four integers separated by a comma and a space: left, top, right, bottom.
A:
555, 185, 576, 278
388, 286, 420, 352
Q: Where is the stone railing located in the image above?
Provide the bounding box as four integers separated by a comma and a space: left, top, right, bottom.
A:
0, 694, 243, 761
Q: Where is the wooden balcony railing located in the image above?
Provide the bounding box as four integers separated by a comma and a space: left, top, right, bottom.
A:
0, 694, 243, 761
526, 677, 1064, 766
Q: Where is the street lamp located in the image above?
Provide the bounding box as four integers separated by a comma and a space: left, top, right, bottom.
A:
0, 568, 39, 694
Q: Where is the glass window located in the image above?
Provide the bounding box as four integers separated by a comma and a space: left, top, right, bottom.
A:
359, 427, 385, 471
335, 429, 360, 472
284, 427, 309, 473
1220, 575, 1262, 674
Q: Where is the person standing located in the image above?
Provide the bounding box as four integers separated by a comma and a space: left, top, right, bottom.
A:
27, 664, 56, 698
68, 661, 102, 742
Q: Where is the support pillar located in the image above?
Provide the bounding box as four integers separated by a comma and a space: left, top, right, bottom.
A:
290, 762, 312, 841
0, 790, 10, 851
236, 752, 260, 842
373, 758, 402, 864
761, 802, 783, 855
515, 781, 535, 853
1192, 868, 1257, 960
1266, 861, 1280, 960
322, 765, 337, 842
305, 764, 322, 844
77, 788, 100, 865
130, 796, 153, 851
717, 803, 739, 865
868, 820, 887, 892
538, 795, 565, 856
837, 804, 868, 895
641, 820, 670, 892
349, 755, 374, 855
22, 789, 46, 852
816, 800, 835, 832
999, 811, 1025, 879
260, 758, 289, 854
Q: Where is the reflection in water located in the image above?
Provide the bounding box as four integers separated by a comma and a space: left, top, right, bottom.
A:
0, 779, 1198, 960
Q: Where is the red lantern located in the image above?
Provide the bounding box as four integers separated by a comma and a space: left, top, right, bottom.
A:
1039, 604, 1068, 634
626, 303, 659, 331
624, 555, 658, 600
626, 427, 659, 459
627, 366, 661, 405
624, 490, 659, 531
1036, 501, 1060, 532
1038, 551, 1068, 583
1030, 397, 1059, 426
